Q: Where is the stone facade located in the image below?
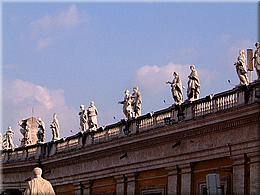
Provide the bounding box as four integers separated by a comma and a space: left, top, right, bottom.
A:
1, 81, 260, 195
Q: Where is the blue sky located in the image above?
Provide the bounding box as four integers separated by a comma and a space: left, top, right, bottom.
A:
2, 2, 258, 145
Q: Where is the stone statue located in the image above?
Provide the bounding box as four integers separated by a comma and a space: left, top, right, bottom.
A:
234, 49, 249, 85
0, 133, 2, 150
50, 113, 60, 141
253, 42, 260, 80
166, 72, 184, 105
37, 118, 46, 143
24, 167, 55, 195
187, 65, 200, 101
87, 101, 98, 131
119, 89, 134, 119
3, 126, 15, 150
19, 119, 31, 146
131, 86, 142, 118
79, 105, 88, 131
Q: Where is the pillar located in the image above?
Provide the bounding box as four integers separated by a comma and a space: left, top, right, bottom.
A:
180, 164, 191, 195
167, 167, 178, 194
232, 155, 245, 195
115, 175, 125, 195
126, 173, 136, 195
250, 155, 260, 194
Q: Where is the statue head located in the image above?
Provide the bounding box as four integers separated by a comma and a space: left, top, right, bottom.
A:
33, 167, 42, 178
173, 72, 179, 77
239, 49, 245, 57
53, 113, 57, 119
7, 126, 13, 132
90, 101, 95, 106
80, 105, 85, 111
190, 65, 195, 71
125, 89, 130, 95
38, 118, 42, 122
133, 86, 139, 93
255, 42, 260, 48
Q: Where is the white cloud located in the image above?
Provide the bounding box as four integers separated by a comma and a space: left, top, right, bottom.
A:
32, 5, 81, 33
37, 37, 52, 50
3, 79, 78, 145
136, 63, 189, 93
136, 62, 214, 95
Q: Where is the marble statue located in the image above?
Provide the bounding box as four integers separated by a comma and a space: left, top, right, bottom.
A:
87, 101, 98, 131
0, 133, 2, 150
3, 127, 15, 150
131, 86, 142, 118
24, 167, 55, 195
37, 118, 46, 143
79, 105, 88, 131
50, 113, 60, 141
187, 65, 200, 101
166, 72, 184, 105
235, 49, 249, 85
19, 119, 31, 146
119, 89, 134, 119
253, 42, 260, 80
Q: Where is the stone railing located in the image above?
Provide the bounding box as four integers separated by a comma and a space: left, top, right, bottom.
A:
2, 81, 260, 163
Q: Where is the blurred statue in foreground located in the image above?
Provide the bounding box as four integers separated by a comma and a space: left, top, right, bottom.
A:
79, 105, 88, 131
253, 42, 260, 80
37, 118, 46, 143
166, 72, 184, 105
3, 127, 15, 150
119, 89, 133, 119
235, 49, 249, 85
187, 65, 200, 101
24, 167, 55, 195
131, 86, 142, 118
87, 101, 98, 131
50, 113, 60, 141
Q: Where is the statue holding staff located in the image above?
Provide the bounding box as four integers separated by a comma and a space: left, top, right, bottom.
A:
87, 101, 98, 131
187, 65, 200, 101
131, 86, 142, 118
3, 126, 15, 150
234, 49, 249, 85
119, 89, 134, 120
50, 113, 60, 141
79, 105, 88, 131
253, 42, 260, 80
37, 118, 46, 143
166, 72, 184, 105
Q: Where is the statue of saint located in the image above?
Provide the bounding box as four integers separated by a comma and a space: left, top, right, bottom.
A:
119, 89, 133, 120
87, 101, 98, 131
79, 105, 88, 131
131, 86, 142, 118
37, 118, 46, 143
50, 113, 60, 141
235, 49, 249, 85
166, 72, 184, 105
0, 133, 2, 150
19, 120, 31, 146
253, 42, 260, 80
187, 65, 200, 101
24, 167, 55, 195
3, 126, 15, 150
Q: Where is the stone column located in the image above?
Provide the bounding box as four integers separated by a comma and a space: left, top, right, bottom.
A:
126, 173, 136, 195
74, 181, 91, 195
167, 168, 178, 194
180, 164, 191, 195
250, 155, 260, 194
114, 175, 125, 195
74, 183, 83, 195
232, 156, 245, 195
